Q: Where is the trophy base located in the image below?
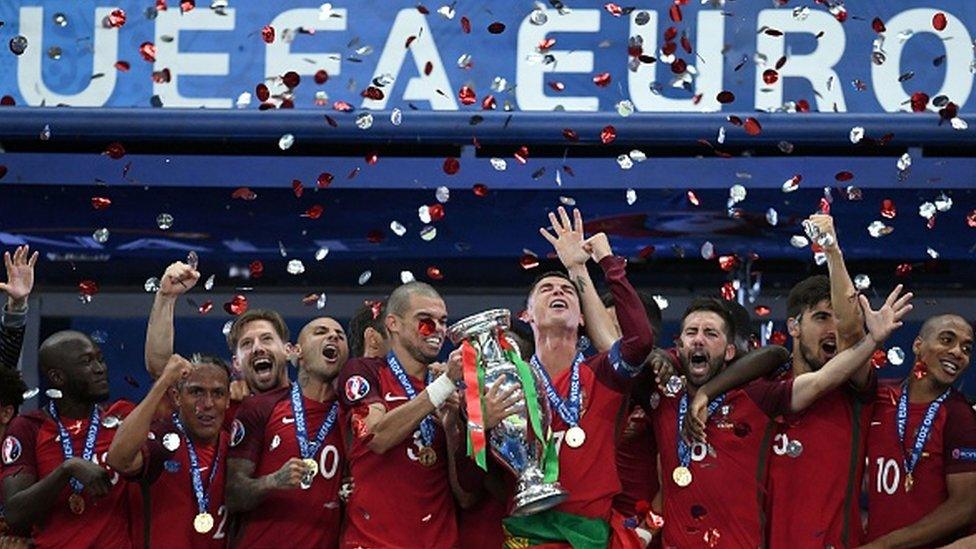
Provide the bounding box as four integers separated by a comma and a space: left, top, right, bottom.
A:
510, 483, 569, 517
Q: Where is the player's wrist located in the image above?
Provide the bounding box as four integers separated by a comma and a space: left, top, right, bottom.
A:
427, 374, 455, 409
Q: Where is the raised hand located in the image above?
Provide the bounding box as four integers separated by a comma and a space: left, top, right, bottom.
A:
582, 232, 613, 263
0, 245, 39, 309
158, 261, 200, 298
539, 207, 589, 269
159, 354, 192, 387
859, 284, 913, 345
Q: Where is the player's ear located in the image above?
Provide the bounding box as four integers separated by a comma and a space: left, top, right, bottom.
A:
385, 313, 399, 336
724, 343, 736, 362
287, 343, 300, 364
787, 316, 801, 338
912, 336, 923, 359
46, 368, 64, 387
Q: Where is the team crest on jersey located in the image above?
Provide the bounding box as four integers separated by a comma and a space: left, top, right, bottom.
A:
1, 436, 21, 465
345, 375, 371, 402
230, 419, 245, 447
953, 448, 976, 461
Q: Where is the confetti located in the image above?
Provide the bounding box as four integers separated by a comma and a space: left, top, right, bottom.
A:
144, 277, 161, 292
616, 100, 635, 117
782, 175, 801, 193
261, 25, 275, 43
443, 157, 460, 175
107, 9, 126, 28
867, 221, 893, 238
420, 226, 437, 241
8, 36, 27, 56
766, 208, 779, 226
850, 127, 864, 144
92, 197, 112, 210
626, 189, 637, 205
932, 12, 947, 31
286, 259, 305, 275
880, 199, 896, 219
854, 274, 871, 290
315, 247, 330, 261
600, 126, 617, 144
139, 42, 157, 62
487, 22, 505, 34
278, 134, 295, 150
358, 270, 372, 285
93, 228, 110, 243
887, 347, 905, 366
616, 155, 633, 170
224, 294, 248, 315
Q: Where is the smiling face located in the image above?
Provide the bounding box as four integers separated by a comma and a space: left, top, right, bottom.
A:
526, 275, 582, 333
387, 294, 448, 364
678, 311, 736, 388
790, 299, 838, 371
913, 315, 974, 387
298, 317, 349, 380
233, 319, 290, 393
43, 334, 111, 404
175, 364, 229, 444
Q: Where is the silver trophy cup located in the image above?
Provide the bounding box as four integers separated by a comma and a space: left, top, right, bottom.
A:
448, 309, 568, 516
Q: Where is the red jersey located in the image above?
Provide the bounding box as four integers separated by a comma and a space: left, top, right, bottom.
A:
613, 406, 659, 518
865, 381, 976, 546
650, 380, 792, 548
337, 356, 458, 549
0, 400, 135, 549
228, 385, 344, 549
767, 370, 876, 548
128, 415, 229, 549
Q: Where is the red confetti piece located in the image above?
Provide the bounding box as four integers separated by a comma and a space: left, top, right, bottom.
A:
687, 190, 700, 206
418, 318, 437, 337
669, 4, 682, 22
717, 91, 735, 104
224, 295, 248, 316
472, 183, 488, 197
926, 215, 936, 230
562, 128, 579, 142
671, 58, 687, 74
458, 85, 476, 105
423, 61, 433, 76
548, 81, 565, 92
967, 209, 976, 228
834, 9, 848, 23
139, 42, 156, 62
198, 300, 213, 315
282, 71, 300, 89
661, 41, 677, 56
361, 86, 383, 100
314, 69, 329, 85
180, 0, 194, 13
255, 83, 270, 102
107, 9, 127, 28
775, 56, 787, 70
426, 266, 443, 280
443, 157, 460, 175
261, 25, 275, 43
818, 197, 830, 214
871, 17, 886, 33
415, 5, 429, 14
939, 102, 958, 121
913, 360, 928, 379
538, 38, 556, 52
720, 282, 735, 301
762, 69, 779, 85
663, 26, 678, 42
114, 60, 130, 71
880, 199, 896, 219
680, 34, 692, 54
317, 172, 333, 188
332, 100, 354, 112
769, 331, 788, 346
871, 348, 887, 368
304, 205, 324, 219
604, 3, 623, 16
638, 245, 655, 259
323, 115, 337, 127
91, 197, 112, 210
366, 151, 379, 165
933, 12, 947, 31
910, 92, 929, 112
487, 22, 506, 34
405, 35, 417, 49
231, 187, 257, 200
520, 253, 539, 270
796, 99, 811, 112
366, 229, 384, 243
292, 179, 303, 198
78, 280, 99, 296
103, 142, 126, 159
481, 94, 497, 110
429, 204, 445, 222
151, 68, 171, 84
249, 260, 264, 278
895, 263, 913, 277
600, 125, 617, 144
514, 146, 529, 164
835, 171, 854, 182
592, 72, 612, 87
718, 255, 737, 272
155, 0, 167, 11
460, 16, 471, 34
743, 117, 762, 136
754, 305, 770, 317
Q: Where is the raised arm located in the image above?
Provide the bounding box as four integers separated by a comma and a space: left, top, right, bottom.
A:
107, 355, 191, 475
791, 285, 912, 413
145, 262, 200, 379
0, 245, 38, 370
862, 472, 976, 549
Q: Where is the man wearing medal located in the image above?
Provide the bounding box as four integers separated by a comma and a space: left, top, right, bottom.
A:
652, 284, 911, 548
107, 353, 230, 548
862, 314, 976, 547
2, 331, 135, 548
337, 281, 476, 549
501, 207, 655, 548
226, 316, 349, 548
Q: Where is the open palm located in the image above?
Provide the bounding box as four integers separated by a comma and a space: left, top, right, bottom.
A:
0, 245, 39, 303
539, 207, 589, 269
859, 284, 913, 344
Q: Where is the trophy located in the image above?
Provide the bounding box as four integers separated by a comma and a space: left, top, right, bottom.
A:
448, 309, 568, 516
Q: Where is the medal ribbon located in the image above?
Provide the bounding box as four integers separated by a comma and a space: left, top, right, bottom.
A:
677, 392, 725, 468
386, 351, 436, 447
172, 413, 221, 516
289, 383, 339, 460
461, 340, 488, 471
530, 352, 585, 428
896, 383, 950, 479
48, 402, 101, 494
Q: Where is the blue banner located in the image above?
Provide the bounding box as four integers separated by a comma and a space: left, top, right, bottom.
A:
1, 1, 975, 113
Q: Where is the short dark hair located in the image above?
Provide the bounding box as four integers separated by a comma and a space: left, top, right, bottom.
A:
227, 309, 290, 351
191, 354, 232, 377
787, 275, 831, 320
601, 290, 662, 335
348, 300, 387, 358
0, 368, 27, 410
723, 299, 753, 344
681, 297, 735, 341
527, 271, 579, 304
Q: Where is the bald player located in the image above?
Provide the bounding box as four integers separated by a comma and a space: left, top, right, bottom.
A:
2, 331, 134, 548
226, 316, 349, 548
863, 314, 976, 547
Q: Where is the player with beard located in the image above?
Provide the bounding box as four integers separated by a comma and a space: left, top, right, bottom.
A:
337, 281, 474, 549
862, 314, 976, 547
761, 214, 879, 548
226, 316, 349, 548
108, 354, 231, 548
348, 300, 389, 359
652, 285, 911, 547
2, 331, 135, 548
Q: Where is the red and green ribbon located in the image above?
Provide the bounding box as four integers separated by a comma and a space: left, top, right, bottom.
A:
462, 340, 488, 470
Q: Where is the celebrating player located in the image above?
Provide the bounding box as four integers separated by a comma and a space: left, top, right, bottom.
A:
226, 316, 349, 548
348, 300, 389, 359
2, 331, 134, 548
0, 245, 37, 370
862, 314, 976, 547
107, 354, 231, 548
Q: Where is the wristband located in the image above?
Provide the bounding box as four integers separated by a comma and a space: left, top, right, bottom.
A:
427, 374, 456, 409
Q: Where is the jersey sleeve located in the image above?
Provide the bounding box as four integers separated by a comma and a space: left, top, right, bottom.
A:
337, 358, 384, 410
599, 255, 655, 374
129, 419, 173, 484
0, 305, 26, 370
228, 394, 276, 464
0, 414, 42, 479
846, 366, 879, 404
943, 395, 976, 475
742, 377, 794, 418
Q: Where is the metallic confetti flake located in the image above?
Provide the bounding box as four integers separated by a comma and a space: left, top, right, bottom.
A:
790, 235, 809, 248
490, 76, 508, 93
850, 126, 864, 144
781, 175, 800, 193
235, 92, 252, 108
814, 252, 827, 266
559, 196, 576, 207
652, 295, 669, 310
435, 186, 450, 203
766, 208, 779, 226
400, 271, 416, 284
418, 205, 431, 224
629, 149, 647, 163
390, 220, 406, 236
887, 347, 906, 366
934, 193, 953, 212
896, 152, 912, 171
358, 270, 372, 285
456, 53, 472, 69
9, 35, 28, 56
927, 247, 940, 259
729, 184, 747, 204
92, 228, 110, 243
615, 99, 635, 117
420, 226, 437, 241
436, 4, 455, 19
53, 12, 68, 26
355, 112, 373, 129
626, 188, 637, 205
22, 387, 40, 400
47, 46, 62, 60
854, 274, 871, 291
951, 117, 968, 130
45, 389, 63, 399
701, 241, 715, 260
918, 202, 936, 219
490, 158, 507, 171
315, 247, 329, 261
792, 6, 809, 20
40, 124, 51, 141
286, 259, 305, 275
717, 126, 726, 144
616, 154, 633, 170
222, 320, 234, 337
144, 277, 161, 292
156, 213, 174, 230
316, 293, 327, 309
204, 274, 215, 290
867, 221, 893, 238
663, 375, 684, 398
529, 9, 548, 25
847, 186, 863, 201
90, 330, 108, 344
186, 250, 199, 270
278, 134, 295, 150
390, 108, 402, 126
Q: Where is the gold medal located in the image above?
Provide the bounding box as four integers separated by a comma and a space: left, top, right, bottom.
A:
904, 472, 914, 493
418, 446, 438, 467
68, 493, 85, 515
565, 426, 586, 449
300, 458, 318, 490
672, 466, 693, 487
193, 512, 214, 534
303, 458, 319, 478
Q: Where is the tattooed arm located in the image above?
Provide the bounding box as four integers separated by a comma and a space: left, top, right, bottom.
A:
225, 457, 308, 513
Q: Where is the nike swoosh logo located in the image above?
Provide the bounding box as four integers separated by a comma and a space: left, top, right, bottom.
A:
871, 421, 882, 426
282, 417, 295, 424
384, 393, 409, 402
